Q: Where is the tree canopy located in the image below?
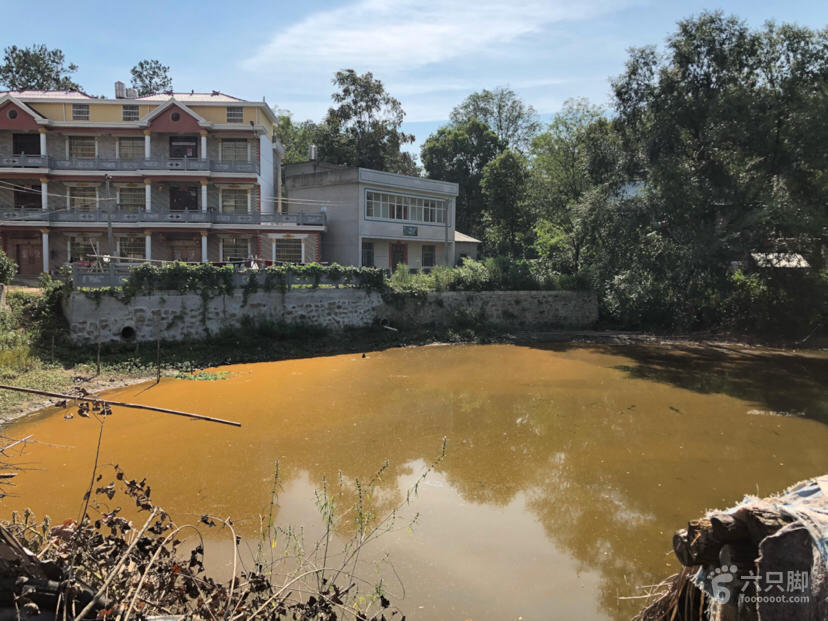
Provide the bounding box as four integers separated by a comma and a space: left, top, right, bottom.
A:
450, 87, 540, 152
420, 118, 504, 235
0, 44, 81, 91
315, 70, 417, 174
130, 59, 173, 96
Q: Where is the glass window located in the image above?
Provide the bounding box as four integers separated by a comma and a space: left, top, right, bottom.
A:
68, 136, 96, 159
118, 236, 145, 262
72, 104, 89, 120
226, 107, 244, 123
222, 237, 249, 262
275, 239, 302, 263
118, 137, 144, 160
221, 139, 248, 161
221, 189, 248, 214
68, 237, 101, 262
122, 105, 139, 121
361, 241, 374, 267
365, 190, 446, 225
69, 186, 97, 211
118, 187, 145, 212
422, 245, 435, 268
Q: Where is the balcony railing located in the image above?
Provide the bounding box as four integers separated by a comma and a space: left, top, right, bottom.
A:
0, 208, 325, 227
0, 154, 50, 168
0, 155, 259, 174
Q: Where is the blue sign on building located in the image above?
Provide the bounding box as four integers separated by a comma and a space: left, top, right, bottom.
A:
403, 225, 418, 236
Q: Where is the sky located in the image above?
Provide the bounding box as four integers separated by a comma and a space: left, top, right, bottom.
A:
1, 0, 825, 158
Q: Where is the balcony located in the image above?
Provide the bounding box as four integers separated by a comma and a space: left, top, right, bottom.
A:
0, 208, 325, 227
0, 154, 50, 168
0, 155, 259, 174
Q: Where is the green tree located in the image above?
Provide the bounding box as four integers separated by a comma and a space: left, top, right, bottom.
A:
420, 118, 504, 235
601, 12, 828, 331
0, 44, 81, 91
450, 87, 540, 152
274, 112, 320, 164
130, 59, 172, 96
529, 99, 621, 272
0, 249, 17, 284
315, 69, 416, 174
480, 150, 531, 257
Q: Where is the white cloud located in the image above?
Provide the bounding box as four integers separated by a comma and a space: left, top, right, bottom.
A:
244, 0, 630, 74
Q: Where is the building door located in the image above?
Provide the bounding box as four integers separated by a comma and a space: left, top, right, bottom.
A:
390, 243, 407, 268
169, 187, 198, 211
12, 134, 40, 155
14, 241, 41, 275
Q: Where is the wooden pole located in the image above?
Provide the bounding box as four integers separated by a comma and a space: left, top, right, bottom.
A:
96, 325, 101, 377
155, 334, 161, 384
0, 384, 241, 427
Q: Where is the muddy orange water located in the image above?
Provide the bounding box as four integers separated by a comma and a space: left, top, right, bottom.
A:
6, 343, 828, 620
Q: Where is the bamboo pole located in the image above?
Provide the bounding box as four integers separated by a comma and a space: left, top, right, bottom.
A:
0, 385, 241, 427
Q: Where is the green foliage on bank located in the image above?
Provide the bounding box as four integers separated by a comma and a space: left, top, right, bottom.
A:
0, 250, 17, 285
387, 258, 591, 294
79, 262, 387, 304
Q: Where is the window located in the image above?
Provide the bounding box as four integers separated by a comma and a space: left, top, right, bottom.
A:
118, 236, 145, 262
390, 243, 406, 268
365, 190, 446, 225
118, 137, 144, 160
221, 189, 249, 214
221, 139, 248, 161
169, 136, 198, 159
69, 186, 97, 211
14, 185, 40, 209
68, 237, 101, 263
226, 107, 243, 123
122, 105, 139, 121
68, 136, 96, 159
361, 241, 374, 267
72, 104, 89, 120
118, 187, 145, 212
275, 239, 302, 263
222, 237, 249, 262
422, 245, 435, 268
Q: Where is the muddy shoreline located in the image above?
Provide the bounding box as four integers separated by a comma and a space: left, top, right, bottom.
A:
3, 327, 824, 424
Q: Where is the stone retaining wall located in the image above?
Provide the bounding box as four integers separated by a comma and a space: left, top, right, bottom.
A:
63, 288, 598, 344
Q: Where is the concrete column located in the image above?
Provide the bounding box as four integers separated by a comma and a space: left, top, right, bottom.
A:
40, 177, 48, 210
40, 229, 49, 274
301, 238, 306, 264
38, 129, 47, 156
201, 232, 208, 263
144, 179, 152, 212
201, 180, 208, 213
144, 232, 152, 261
144, 131, 151, 159
200, 131, 207, 160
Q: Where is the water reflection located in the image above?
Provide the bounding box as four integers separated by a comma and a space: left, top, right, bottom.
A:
6, 344, 828, 620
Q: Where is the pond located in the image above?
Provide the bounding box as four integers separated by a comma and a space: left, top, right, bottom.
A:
6, 343, 828, 620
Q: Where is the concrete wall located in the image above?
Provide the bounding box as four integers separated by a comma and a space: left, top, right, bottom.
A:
64, 288, 598, 344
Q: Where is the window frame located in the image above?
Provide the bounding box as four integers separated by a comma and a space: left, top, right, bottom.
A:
226, 107, 244, 123
361, 241, 374, 267
117, 136, 144, 160
67, 186, 98, 211
365, 190, 447, 225
219, 188, 250, 214
122, 105, 140, 121
220, 236, 250, 262
117, 236, 145, 262
67, 135, 97, 159
274, 238, 303, 263
117, 186, 146, 212
220, 138, 249, 161
71, 104, 90, 121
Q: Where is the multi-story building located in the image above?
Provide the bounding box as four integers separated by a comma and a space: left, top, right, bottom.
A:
0, 86, 325, 276
284, 161, 462, 269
